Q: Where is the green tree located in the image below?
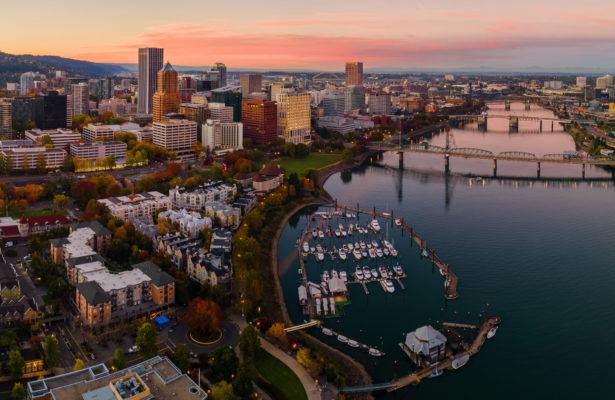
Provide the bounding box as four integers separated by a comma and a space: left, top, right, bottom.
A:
6, 154, 14, 174
173, 343, 191, 373
53, 194, 69, 210
36, 152, 47, 174
111, 348, 127, 371
232, 363, 254, 399
341, 148, 354, 164
22, 153, 29, 174
73, 358, 85, 371
10, 382, 26, 400
44, 335, 60, 369
40, 135, 54, 147
62, 153, 74, 172
105, 154, 116, 170
210, 380, 237, 400
7, 347, 24, 379
136, 322, 158, 359
210, 346, 239, 383
239, 325, 260, 363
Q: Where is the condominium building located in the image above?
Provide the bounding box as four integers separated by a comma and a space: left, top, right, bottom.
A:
138, 47, 164, 114
69, 141, 127, 164
202, 119, 243, 155
240, 74, 262, 97
20, 72, 35, 95
345, 85, 366, 113
83, 123, 114, 143
158, 209, 212, 238
25, 128, 80, 148
345, 62, 364, 86
153, 62, 181, 122
368, 92, 392, 114
152, 119, 197, 161
207, 102, 234, 123
0, 101, 11, 138
98, 97, 138, 115
241, 99, 277, 145
98, 191, 171, 222
322, 94, 345, 117
169, 181, 237, 212
71, 82, 90, 116
277, 92, 311, 144
0, 146, 66, 170
212, 62, 227, 86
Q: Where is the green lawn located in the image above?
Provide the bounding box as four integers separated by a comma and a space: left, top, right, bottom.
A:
9, 209, 68, 219
277, 153, 342, 176
254, 348, 308, 400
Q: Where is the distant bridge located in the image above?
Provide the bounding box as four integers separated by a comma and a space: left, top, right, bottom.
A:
449, 114, 596, 126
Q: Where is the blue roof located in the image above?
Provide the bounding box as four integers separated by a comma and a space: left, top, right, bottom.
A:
154, 315, 170, 327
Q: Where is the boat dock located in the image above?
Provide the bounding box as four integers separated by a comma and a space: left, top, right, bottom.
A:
336, 203, 459, 300
320, 326, 386, 358
388, 316, 501, 391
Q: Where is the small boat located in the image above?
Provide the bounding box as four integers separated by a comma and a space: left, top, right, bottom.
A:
340, 271, 347, 282
317, 252, 325, 262
331, 270, 339, 279
369, 348, 384, 357
362, 266, 372, 280
451, 354, 470, 369
379, 266, 388, 277
315, 298, 321, 315
393, 264, 404, 276
322, 328, 333, 336
335, 229, 341, 238
487, 326, 498, 339
347, 340, 359, 348
337, 335, 349, 343
353, 249, 362, 260
347, 243, 354, 251
361, 250, 368, 258
341, 230, 347, 237
370, 268, 378, 279
368, 248, 376, 259
383, 247, 390, 257
384, 280, 395, 293
339, 249, 347, 261
349, 223, 354, 231
302, 242, 309, 252
355, 267, 364, 280
439, 268, 447, 277
371, 219, 381, 232
318, 230, 324, 239
383, 240, 392, 248
376, 248, 384, 258
322, 271, 330, 282
395, 218, 402, 226
360, 241, 366, 250
390, 248, 398, 257
429, 370, 444, 379
371, 240, 379, 248
310, 246, 316, 253
355, 242, 361, 250
312, 229, 318, 238
345, 212, 352, 219
316, 243, 322, 252
382, 212, 391, 217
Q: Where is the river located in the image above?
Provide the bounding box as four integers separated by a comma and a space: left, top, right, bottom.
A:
277, 103, 615, 399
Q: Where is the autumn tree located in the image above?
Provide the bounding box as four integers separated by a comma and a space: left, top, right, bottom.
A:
10, 383, 25, 400
265, 323, 286, 343
182, 298, 222, 339
210, 381, 236, 400
239, 325, 260, 363
44, 335, 60, 369
53, 194, 69, 210
7, 347, 24, 379
36, 152, 47, 174
40, 135, 54, 147
73, 358, 85, 371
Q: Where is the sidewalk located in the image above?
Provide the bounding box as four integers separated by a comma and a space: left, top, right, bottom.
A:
228, 314, 321, 400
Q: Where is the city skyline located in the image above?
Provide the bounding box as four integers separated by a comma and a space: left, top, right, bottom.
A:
1, 0, 615, 71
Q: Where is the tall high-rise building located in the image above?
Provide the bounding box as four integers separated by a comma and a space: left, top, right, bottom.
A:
596, 74, 613, 90
20, 72, 35, 95
345, 85, 366, 113
200, 71, 221, 90
242, 99, 277, 145
71, 83, 90, 116
368, 92, 392, 115
42, 91, 67, 129
212, 62, 227, 86
576, 77, 587, 88
152, 119, 197, 161
0, 101, 12, 138
207, 103, 234, 123
202, 120, 243, 154
11, 96, 44, 128
211, 86, 242, 122
179, 103, 210, 141
277, 93, 311, 144
137, 47, 164, 114
152, 62, 181, 123
345, 62, 363, 86
322, 94, 345, 117
240, 74, 262, 97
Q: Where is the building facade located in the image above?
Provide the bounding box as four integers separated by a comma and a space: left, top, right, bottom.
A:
241, 99, 277, 145
345, 85, 366, 113
211, 86, 242, 122
0, 101, 11, 138
152, 119, 197, 161
345, 62, 364, 86
169, 181, 237, 212
26, 128, 80, 148
82, 123, 114, 143
98, 192, 171, 222
137, 47, 164, 114
0, 146, 66, 170
152, 62, 181, 123
277, 93, 311, 144
202, 120, 243, 154
71, 82, 90, 116
323, 94, 345, 117
240, 74, 262, 97
212, 62, 227, 86
69, 141, 127, 164
368, 92, 392, 114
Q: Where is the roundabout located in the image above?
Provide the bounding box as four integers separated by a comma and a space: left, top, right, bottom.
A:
187, 328, 223, 346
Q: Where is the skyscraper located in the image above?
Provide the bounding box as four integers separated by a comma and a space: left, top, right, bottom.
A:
345, 62, 363, 86
138, 47, 164, 114
0, 101, 12, 138
240, 74, 262, 97
212, 63, 227, 87
277, 93, 311, 144
152, 119, 197, 161
323, 94, 345, 117
242, 99, 277, 145
345, 85, 366, 113
20, 72, 35, 95
211, 86, 242, 122
152, 62, 181, 123
71, 83, 90, 116
42, 91, 67, 129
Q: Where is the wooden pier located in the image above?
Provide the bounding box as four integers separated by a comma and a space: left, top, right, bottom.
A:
336, 204, 460, 300
387, 316, 501, 391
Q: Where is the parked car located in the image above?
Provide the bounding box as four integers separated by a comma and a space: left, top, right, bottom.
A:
128, 346, 138, 353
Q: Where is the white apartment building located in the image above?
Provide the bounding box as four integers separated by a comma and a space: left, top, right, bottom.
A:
98, 191, 171, 222
158, 209, 212, 238
207, 102, 234, 122
82, 123, 114, 143
0, 146, 66, 171
169, 181, 237, 212
25, 128, 81, 148
152, 119, 197, 161
69, 141, 127, 164
277, 92, 311, 144
202, 119, 243, 155
71, 82, 90, 116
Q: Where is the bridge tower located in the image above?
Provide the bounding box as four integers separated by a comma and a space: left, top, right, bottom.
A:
537, 161, 541, 179
444, 125, 451, 175
493, 158, 497, 178
397, 117, 403, 169
539, 119, 543, 132
477, 115, 487, 131
525, 101, 531, 111
509, 116, 519, 133
504, 100, 511, 111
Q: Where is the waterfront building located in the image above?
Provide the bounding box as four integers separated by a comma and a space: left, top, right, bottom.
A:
242, 99, 277, 145
368, 92, 392, 114
345, 85, 366, 113
240, 74, 262, 97
82, 123, 114, 143
153, 62, 181, 123
202, 120, 243, 155
152, 119, 197, 161
0, 146, 66, 171
71, 82, 90, 116
252, 162, 284, 193
323, 94, 345, 117
69, 141, 127, 164
98, 192, 171, 222
345, 62, 363, 86
0, 100, 11, 138
27, 356, 207, 400
212, 62, 227, 86
211, 86, 242, 122
277, 92, 311, 144
138, 47, 164, 114
169, 181, 237, 212
25, 128, 80, 148
402, 325, 447, 365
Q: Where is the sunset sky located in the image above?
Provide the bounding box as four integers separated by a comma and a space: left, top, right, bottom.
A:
2, 0, 615, 71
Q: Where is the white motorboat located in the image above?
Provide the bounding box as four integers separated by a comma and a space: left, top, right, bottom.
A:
487, 326, 498, 339
368, 248, 376, 258
451, 354, 470, 369
339, 249, 347, 261
362, 266, 372, 280
302, 242, 309, 252
338, 223, 344, 231
379, 266, 388, 277
310, 246, 316, 253
360, 241, 366, 250
393, 264, 404, 276
369, 348, 384, 357
331, 270, 339, 279
340, 271, 347, 282
355, 242, 360, 250
353, 249, 362, 260
318, 230, 324, 239
390, 248, 398, 257
312, 229, 318, 238
345, 212, 352, 219
384, 279, 395, 293
317, 252, 325, 262
347, 340, 359, 348
341, 230, 347, 237
335, 229, 341, 238
347, 243, 354, 251
376, 248, 384, 258
322, 270, 330, 282
383, 248, 390, 257
361, 250, 368, 258
439, 268, 447, 277
355, 267, 363, 280
316, 243, 322, 252
395, 218, 402, 226
371, 240, 379, 248
383, 240, 392, 248
322, 328, 333, 336
370, 268, 378, 279
371, 219, 381, 232
338, 335, 348, 343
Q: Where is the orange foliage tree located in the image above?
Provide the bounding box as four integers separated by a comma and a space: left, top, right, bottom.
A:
182, 298, 222, 339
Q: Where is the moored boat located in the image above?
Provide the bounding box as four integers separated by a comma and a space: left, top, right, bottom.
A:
302, 242, 309, 252
370, 268, 378, 279
347, 339, 359, 348
353, 249, 362, 260
395, 218, 402, 226
318, 230, 324, 239
384, 279, 395, 293
451, 354, 470, 369
322, 328, 333, 336
369, 348, 384, 357
371, 219, 381, 232
337, 335, 348, 343
487, 326, 498, 339
317, 252, 324, 262
376, 248, 384, 258
368, 248, 376, 258
355, 267, 363, 280
340, 271, 347, 282
362, 266, 372, 280
339, 249, 347, 261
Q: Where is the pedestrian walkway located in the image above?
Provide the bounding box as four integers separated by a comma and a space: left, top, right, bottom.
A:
229, 314, 321, 400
